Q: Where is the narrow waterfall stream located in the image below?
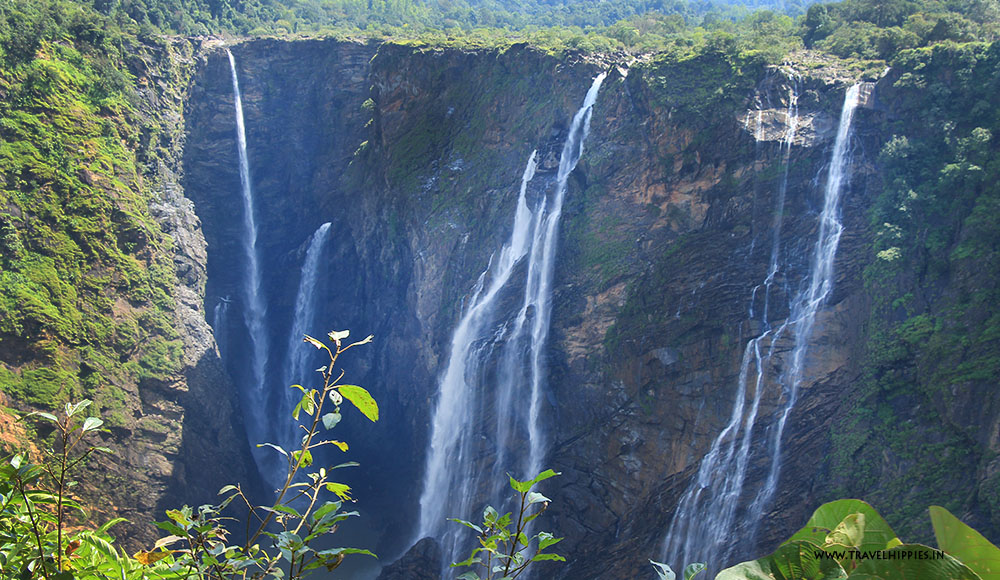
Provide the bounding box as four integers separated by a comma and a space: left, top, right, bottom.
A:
280, 222, 332, 454
416, 72, 606, 570
227, 49, 273, 479
661, 83, 864, 572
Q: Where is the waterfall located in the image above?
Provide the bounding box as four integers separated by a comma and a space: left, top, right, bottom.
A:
228, 49, 271, 474
416, 72, 606, 570
211, 298, 230, 359
750, 83, 864, 517
660, 83, 862, 572
280, 222, 332, 451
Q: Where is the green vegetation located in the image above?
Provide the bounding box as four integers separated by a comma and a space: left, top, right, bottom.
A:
0, 0, 183, 414
706, 499, 1000, 580
450, 469, 565, 580
830, 39, 1000, 537
0, 331, 379, 579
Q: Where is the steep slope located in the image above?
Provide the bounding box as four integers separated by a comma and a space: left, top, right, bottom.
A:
0, 30, 254, 546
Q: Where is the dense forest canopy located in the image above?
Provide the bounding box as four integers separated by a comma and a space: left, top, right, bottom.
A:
2, 0, 998, 69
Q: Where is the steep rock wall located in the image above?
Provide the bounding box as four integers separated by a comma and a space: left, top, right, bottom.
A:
178, 38, 1000, 578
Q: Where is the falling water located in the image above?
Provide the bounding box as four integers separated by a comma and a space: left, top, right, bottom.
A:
416, 73, 606, 569
281, 222, 332, 451
506, 72, 606, 482
416, 151, 539, 563
750, 83, 864, 517
661, 83, 862, 572
212, 298, 230, 359
228, 49, 271, 471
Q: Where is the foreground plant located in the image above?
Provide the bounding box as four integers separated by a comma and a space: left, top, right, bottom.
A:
650, 560, 706, 580
450, 469, 565, 580
713, 499, 997, 580
0, 400, 179, 579
0, 328, 378, 579
141, 329, 379, 578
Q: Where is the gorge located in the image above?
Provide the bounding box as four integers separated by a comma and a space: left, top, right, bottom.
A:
2, 20, 1000, 580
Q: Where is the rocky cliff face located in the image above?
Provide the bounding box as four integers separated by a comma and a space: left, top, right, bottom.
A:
116, 37, 257, 546
176, 38, 1000, 578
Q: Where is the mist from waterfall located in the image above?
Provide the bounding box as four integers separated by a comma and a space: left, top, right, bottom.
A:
416, 72, 606, 571
660, 82, 863, 573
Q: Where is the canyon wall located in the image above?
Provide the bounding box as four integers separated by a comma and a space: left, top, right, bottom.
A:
1, 34, 991, 575
178, 39, 1000, 577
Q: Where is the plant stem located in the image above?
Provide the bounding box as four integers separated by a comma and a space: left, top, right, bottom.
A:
19, 476, 50, 580
246, 345, 341, 549
503, 491, 528, 578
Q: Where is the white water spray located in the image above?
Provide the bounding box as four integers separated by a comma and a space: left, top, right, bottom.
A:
416, 73, 606, 569
281, 222, 332, 451
228, 50, 271, 472
661, 83, 863, 571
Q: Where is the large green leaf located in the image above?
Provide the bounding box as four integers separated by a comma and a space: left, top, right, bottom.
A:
849, 544, 981, 580
783, 500, 898, 554
716, 541, 847, 580
930, 505, 1000, 580
338, 385, 379, 422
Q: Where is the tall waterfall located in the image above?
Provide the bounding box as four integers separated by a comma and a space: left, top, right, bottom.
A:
227, 49, 271, 471
416, 72, 606, 568
661, 83, 863, 572
281, 223, 332, 452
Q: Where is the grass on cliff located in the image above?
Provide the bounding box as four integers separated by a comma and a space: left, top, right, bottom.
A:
0, 1, 183, 416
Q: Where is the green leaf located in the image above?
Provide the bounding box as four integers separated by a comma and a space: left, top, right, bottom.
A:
716, 540, 847, 580
165, 508, 191, 526
326, 482, 352, 501
850, 544, 980, 580
510, 474, 532, 493
930, 505, 1000, 579
294, 391, 316, 420
456, 571, 482, 579
257, 443, 288, 457
824, 513, 865, 549
538, 532, 562, 550
82, 416, 103, 432
264, 504, 303, 518
650, 560, 676, 580
65, 399, 92, 417
684, 562, 707, 580
338, 385, 379, 422
312, 500, 343, 520
783, 499, 897, 556
526, 492, 550, 505
96, 517, 129, 535
316, 547, 377, 558
449, 518, 484, 534
292, 449, 313, 467
322, 412, 342, 430
530, 553, 566, 562
218, 484, 238, 495
511, 469, 559, 493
